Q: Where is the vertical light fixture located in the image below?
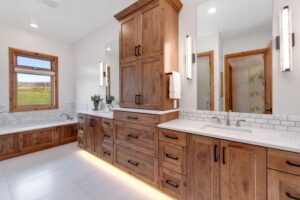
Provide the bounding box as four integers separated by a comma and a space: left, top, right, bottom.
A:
186, 35, 194, 80
99, 61, 104, 86
278, 6, 294, 72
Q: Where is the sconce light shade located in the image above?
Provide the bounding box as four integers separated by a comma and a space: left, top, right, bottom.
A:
186, 35, 193, 80
99, 61, 104, 86
279, 6, 294, 72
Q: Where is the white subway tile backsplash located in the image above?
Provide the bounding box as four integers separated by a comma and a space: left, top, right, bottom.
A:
179, 109, 300, 133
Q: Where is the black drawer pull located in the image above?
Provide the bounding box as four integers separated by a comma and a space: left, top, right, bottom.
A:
166, 180, 179, 188
104, 134, 111, 138
135, 46, 138, 57
128, 134, 139, 139
214, 144, 218, 162
127, 116, 138, 120
222, 147, 226, 165
103, 122, 111, 126
286, 161, 300, 168
166, 154, 179, 160
286, 192, 300, 200
103, 151, 111, 156
137, 45, 141, 56
164, 134, 178, 140
128, 160, 139, 167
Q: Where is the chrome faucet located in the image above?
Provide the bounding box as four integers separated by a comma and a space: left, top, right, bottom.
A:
60, 113, 73, 120
212, 116, 221, 124
226, 112, 230, 126
236, 119, 246, 127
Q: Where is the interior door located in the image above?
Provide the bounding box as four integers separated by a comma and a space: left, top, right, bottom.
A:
120, 61, 139, 108
220, 141, 266, 200
139, 56, 163, 109
120, 13, 139, 63
264, 44, 272, 114
187, 135, 220, 200
139, 0, 162, 59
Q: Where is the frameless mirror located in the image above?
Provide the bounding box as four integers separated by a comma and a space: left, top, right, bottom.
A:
197, 0, 273, 114
104, 39, 119, 103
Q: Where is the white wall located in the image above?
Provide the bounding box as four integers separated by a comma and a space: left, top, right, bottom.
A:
74, 21, 119, 107
273, 0, 300, 115
0, 24, 75, 108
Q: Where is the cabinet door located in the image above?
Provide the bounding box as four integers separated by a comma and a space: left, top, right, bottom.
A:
139, 56, 163, 109
120, 61, 139, 108
268, 170, 300, 200
187, 135, 220, 200
19, 128, 57, 152
138, 1, 162, 59
59, 124, 77, 144
0, 134, 18, 159
120, 13, 139, 63
220, 141, 266, 200
86, 116, 96, 153
77, 114, 86, 149
94, 117, 102, 157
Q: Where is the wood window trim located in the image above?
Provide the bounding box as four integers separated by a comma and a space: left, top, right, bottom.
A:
9, 47, 59, 112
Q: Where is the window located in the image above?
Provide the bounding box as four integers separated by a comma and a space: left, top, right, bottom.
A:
9, 48, 58, 112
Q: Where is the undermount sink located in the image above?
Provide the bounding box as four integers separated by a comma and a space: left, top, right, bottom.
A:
202, 124, 252, 134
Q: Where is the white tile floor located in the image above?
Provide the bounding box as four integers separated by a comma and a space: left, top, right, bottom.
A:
0, 143, 173, 200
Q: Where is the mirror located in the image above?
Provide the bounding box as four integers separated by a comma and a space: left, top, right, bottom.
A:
197, 0, 273, 114
104, 39, 119, 104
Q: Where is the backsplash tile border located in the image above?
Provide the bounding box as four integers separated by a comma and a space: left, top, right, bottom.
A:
179, 109, 300, 132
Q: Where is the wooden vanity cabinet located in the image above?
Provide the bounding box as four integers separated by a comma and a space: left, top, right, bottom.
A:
115, 0, 182, 110
187, 135, 267, 200
86, 116, 96, 153
58, 124, 77, 144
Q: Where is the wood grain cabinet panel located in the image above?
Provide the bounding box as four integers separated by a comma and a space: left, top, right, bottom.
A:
187, 135, 220, 200
0, 134, 18, 159
159, 167, 187, 200
102, 143, 113, 163
220, 141, 266, 200
115, 121, 158, 157
59, 124, 77, 144
115, 145, 158, 186
120, 13, 139, 63
159, 129, 186, 146
94, 117, 102, 157
19, 128, 57, 152
139, 1, 162, 58
102, 118, 114, 145
159, 142, 186, 175
268, 148, 300, 176
86, 116, 96, 153
268, 169, 300, 200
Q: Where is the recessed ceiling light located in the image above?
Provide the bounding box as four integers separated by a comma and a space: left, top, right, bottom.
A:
106, 47, 111, 52
208, 7, 216, 14
30, 24, 39, 28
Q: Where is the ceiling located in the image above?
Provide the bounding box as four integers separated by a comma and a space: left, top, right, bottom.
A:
197, 0, 272, 40
0, 0, 135, 43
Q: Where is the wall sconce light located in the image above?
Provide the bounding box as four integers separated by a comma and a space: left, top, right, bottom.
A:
99, 61, 104, 86
185, 35, 195, 80
276, 6, 295, 72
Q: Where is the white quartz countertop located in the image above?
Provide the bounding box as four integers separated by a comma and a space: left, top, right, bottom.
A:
113, 107, 179, 115
0, 119, 78, 136
77, 110, 114, 119
158, 119, 300, 154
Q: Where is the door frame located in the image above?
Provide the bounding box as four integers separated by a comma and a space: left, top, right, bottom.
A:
197, 51, 215, 111
224, 48, 272, 113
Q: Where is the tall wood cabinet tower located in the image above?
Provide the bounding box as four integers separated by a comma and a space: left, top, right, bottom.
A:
114, 0, 182, 110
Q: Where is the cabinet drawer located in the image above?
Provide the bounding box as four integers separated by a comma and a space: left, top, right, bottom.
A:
159, 129, 186, 146
268, 149, 300, 176
102, 119, 114, 145
159, 142, 186, 175
115, 146, 158, 186
159, 167, 187, 200
114, 111, 159, 127
115, 121, 158, 157
268, 170, 300, 200
102, 143, 113, 163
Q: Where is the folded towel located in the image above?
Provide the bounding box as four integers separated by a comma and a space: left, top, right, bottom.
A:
169, 71, 181, 99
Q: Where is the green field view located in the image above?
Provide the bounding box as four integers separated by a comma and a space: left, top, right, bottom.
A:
17, 86, 51, 106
